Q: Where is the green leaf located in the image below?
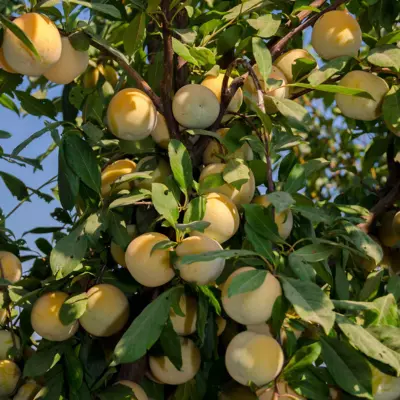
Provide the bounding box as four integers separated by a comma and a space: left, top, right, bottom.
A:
50, 227, 88, 278
168, 140, 193, 200
367, 45, 400, 71
113, 286, 184, 364
151, 183, 179, 227
0, 130, 11, 139
0, 171, 28, 200
383, 85, 400, 133
227, 269, 267, 297
271, 98, 312, 132
198, 285, 221, 315
176, 221, 210, 233
160, 318, 183, 370
199, 173, 226, 194
387, 275, 400, 301
68, 0, 121, 18
293, 244, 334, 263
265, 192, 295, 214
336, 313, 400, 374
63, 134, 101, 194
244, 224, 274, 263
307, 56, 352, 86
82, 122, 104, 143
252, 37, 272, 83
291, 58, 317, 82
97, 384, 135, 400
179, 249, 260, 265
280, 277, 335, 334
217, 25, 242, 54
151, 240, 177, 254
223, 0, 270, 21
196, 291, 209, 345
59, 293, 88, 326
109, 190, 151, 209
0, 14, 39, 59
222, 159, 250, 190
0, 93, 19, 114
288, 253, 316, 282
172, 38, 199, 66
68, 31, 90, 52
248, 14, 281, 38
283, 342, 322, 379
14, 91, 57, 119
107, 212, 132, 250
377, 30, 400, 46
332, 300, 377, 312
368, 326, 400, 353
321, 336, 373, 399
189, 47, 216, 66
23, 346, 63, 377
113, 172, 152, 187
366, 294, 399, 327
58, 141, 79, 211
64, 345, 84, 391
147, 0, 161, 12
124, 12, 146, 57
359, 270, 384, 302
288, 83, 374, 99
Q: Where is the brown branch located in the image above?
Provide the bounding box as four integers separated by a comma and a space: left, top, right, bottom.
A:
269, 0, 349, 59
160, 0, 180, 139
88, 37, 163, 113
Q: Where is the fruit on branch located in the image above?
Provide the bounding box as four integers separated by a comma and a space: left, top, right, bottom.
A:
0, 359, 20, 396
100, 64, 119, 88
225, 331, 284, 386
243, 65, 289, 113
0, 330, 20, 359
134, 156, 171, 191
107, 88, 157, 140
335, 71, 389, 121
371, 365, 400, 400
125, 232, 175, 287
201, 74, 244, 121
83, 66, 100, 89
169, 293, 197, 336
111, 224, 138, 268
2, 13, 62, 76
175, 236, 225, 285
311, 10, 362, 60
79, 284, 129, 337
216, 316, 227, 336
188, 193, 240, 244
149, 337, 201, 385
274, 49, 316, 83
0, 48, 17, 73
0, 251, 22, 283
203, 128, 253, 165
101, 159, 137, 197
253, 195, 293, 240
151, 112, 170, 149
13, 380, 41, 400
378, 211, 400, 247
219, 384, 257, 399
31, 292, 79, 342
117, 381, 148, 400
199, 163, 256, 205
172, 84, 220, 129
259, 381, 305, 400
222, 267, 282, 325
44, 37, 89, 84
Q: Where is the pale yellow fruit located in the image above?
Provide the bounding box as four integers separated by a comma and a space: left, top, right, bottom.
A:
253, 195, 293, 240
169, 294, 197, 336
2, 13, 62, 76
311, 10, 362, 60
0, 48, 17, 73
216, 316, 227, 336
0, 251, 22, 283
31, 292, 79, 342
111, 225, 138, 268
379, 211, 400, 248
117, 381, 148, 400
175, 236, 225, 285
151, 112, 170, 149
134, 156, 171, 191
125, 232, 175, 287
274, 49, 316, 83
101, 65, 119, 87
199, 163, 256, 205
107, 88, 157, 140
258, 381, 305, 400
335, 71, 389, 121
44, 37, 89, 84
101, 159, 137, 197
203, 128, 253, 165
201, 74, 243, 121
13, 380, 41, 400
222, 267, 282, 325
79, 284, 129, 337
372, 365, 400, 400
225, 331, 284, 386
83, 66, 100, 89
172, 84, 220, 129
0, 330, 20, 359
0, 360, 20, 396
189, 193, 240, 244
246, 323, 273, 336
149, 337, 201, 385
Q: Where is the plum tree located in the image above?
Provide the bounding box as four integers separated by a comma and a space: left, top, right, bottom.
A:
199, 163, 256, 205
125, 232, 175, 287
311, 10, 362, 60
2, 13, 61, 76
107, 88, 157, 140
335, 71, 389, 121
172, 84, 220, 128
0, 359, 21, 397
134, 156, 171, 190
79, 284, 129, 337
222, 267, 282, 325
110, 224, 138, 268
0, 251, 22, 283
274, 49, 316, 84
13, 380, 41, 400
149, 337, 201, 385
169, 294, 197, 336
0, 329, 20, 359
44, 37, 89, 84
225, 331, 284, 386
31, 292, 79, 342
117, 381, 149, 400
175, 236, 225, 284
101, 159, 137, 197
189, 193, 240, 243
